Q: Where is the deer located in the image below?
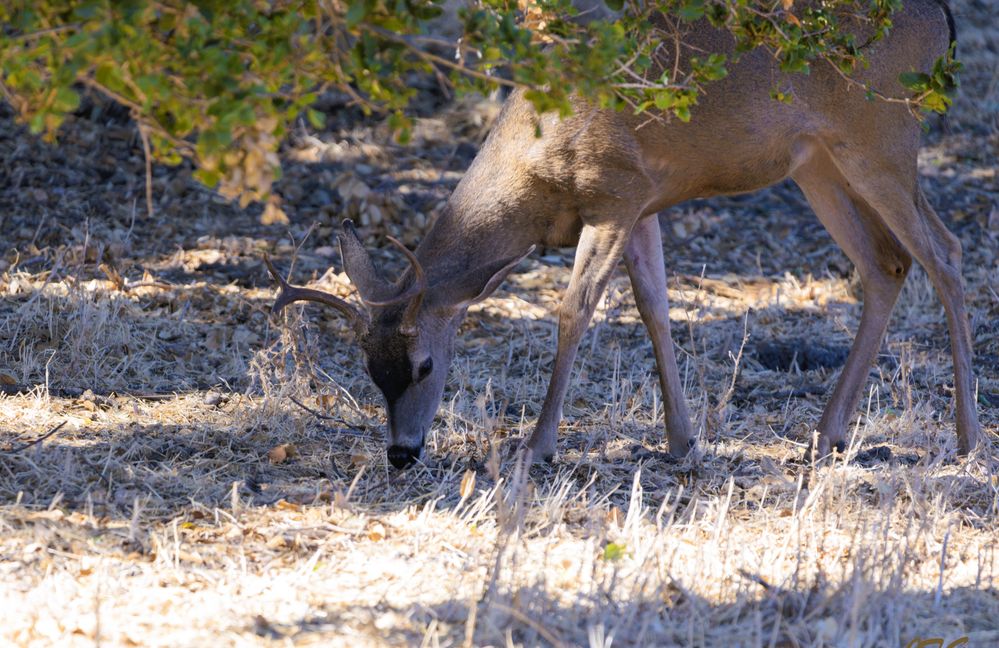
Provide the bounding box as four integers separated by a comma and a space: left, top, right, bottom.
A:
265, 0, 983, 469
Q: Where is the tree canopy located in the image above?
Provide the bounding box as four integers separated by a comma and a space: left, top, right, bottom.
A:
0, 1, 959, 221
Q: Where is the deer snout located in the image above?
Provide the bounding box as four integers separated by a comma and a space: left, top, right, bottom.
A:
386, 444, 423, 469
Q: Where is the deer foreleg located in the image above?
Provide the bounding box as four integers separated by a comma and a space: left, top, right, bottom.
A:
526, 221, 634, 461
623, 215, 695, 456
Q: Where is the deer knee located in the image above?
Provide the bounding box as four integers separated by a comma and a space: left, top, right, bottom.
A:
556, 295, 593, 340
921, 231, 966, 297
941, 230, 963, 272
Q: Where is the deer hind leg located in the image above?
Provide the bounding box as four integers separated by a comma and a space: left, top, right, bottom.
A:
526, 219, 636, 462
912, 190, 983, 454
827, 146, 982, 455
622, 215, 695, 456
794, 150, 911, 457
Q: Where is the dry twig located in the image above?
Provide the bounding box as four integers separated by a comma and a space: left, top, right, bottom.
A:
1, 422, 67, 454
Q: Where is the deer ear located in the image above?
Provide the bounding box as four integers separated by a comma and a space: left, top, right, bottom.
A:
433, 245, 535, 309
339, 220, 393, 302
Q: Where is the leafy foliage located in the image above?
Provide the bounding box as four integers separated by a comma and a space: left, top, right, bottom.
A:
0, 1, 959, 218
897, 43, 961, 114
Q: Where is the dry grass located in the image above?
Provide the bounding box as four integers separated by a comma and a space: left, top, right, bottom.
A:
1, 2, 998, 646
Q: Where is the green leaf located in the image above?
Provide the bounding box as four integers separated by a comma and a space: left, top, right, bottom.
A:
94, 62, 123, 90
29, 112, 46, 135
193, 168, 221, 188
52, 85, 80, 112
898, 71, 930, 92
653, 89, 675, 110
411, 4, 443, 20
603, 542, 627, 561
769, 88, 793, 104
345, 2, 367, 28
679, 0, 705, 22
921, 91, 951, 113
388, 111, 411, 144
306, 108, 326, 129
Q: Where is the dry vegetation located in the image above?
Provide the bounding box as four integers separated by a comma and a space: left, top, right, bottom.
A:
1, 2, 998, 646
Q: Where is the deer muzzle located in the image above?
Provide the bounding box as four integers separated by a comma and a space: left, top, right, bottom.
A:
386, 444, 423, 469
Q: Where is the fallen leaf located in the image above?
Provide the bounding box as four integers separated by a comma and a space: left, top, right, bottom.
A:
176, 549, 204, 564
367, 522, 386, 542
0, 372, 16, 385
66, 512, 90, 525
232, 326, 260, 346
606, 506, 623, 527
261, 198, 289, 226
204, 328, 225, 351
304, 507, 327, 525
460, 469, 476, 500
268, 443, 297, 464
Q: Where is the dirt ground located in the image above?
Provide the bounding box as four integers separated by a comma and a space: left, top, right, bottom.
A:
1, 2, 997, 646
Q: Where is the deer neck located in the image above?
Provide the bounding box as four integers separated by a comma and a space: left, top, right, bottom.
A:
414, 178, 534, 286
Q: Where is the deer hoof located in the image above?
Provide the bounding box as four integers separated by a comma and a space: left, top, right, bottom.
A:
661, 436, 697, 460
803, 438, 846, 463
522, 443, 555, 465
956, 423, 983, 457
387, 445, 422, 470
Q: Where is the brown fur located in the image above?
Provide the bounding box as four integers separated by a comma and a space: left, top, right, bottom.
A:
277, 0, 982, 464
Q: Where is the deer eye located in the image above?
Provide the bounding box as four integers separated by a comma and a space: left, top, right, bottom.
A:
416, 357, 433, 382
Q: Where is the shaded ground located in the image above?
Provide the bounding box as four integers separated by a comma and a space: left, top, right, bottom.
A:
1, 2, 997, 646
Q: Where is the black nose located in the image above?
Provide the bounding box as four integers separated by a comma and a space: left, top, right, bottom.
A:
386, 445, 421, 469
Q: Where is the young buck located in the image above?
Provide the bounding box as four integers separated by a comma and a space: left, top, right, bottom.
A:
267, 0, 983, 468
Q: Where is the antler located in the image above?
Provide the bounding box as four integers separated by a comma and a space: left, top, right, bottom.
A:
263, 254, 367, 332
356, 236, 427, 336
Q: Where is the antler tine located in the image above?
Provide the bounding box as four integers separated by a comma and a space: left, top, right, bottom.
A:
388, 236, 427, 335
358, 236, 428, 312
262, 253, 366, 329
386, 235, 427, 293
262, 253, 292, 307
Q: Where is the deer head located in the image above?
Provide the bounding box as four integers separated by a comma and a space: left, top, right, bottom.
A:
266, 220, 533, 468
